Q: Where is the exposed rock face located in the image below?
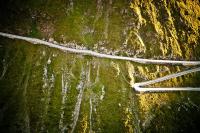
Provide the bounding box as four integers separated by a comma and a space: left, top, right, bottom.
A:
0, 0, 199, 60
129, 0, 200, 59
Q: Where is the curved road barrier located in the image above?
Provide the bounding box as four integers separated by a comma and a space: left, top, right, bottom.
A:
0, 32, 200, 66
133, 67, 200, 92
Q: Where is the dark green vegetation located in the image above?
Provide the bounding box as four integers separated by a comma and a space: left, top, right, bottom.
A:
0, 0, 200, 132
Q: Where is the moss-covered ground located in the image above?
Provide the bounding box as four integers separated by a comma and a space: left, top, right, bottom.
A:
0, 0, 200, 132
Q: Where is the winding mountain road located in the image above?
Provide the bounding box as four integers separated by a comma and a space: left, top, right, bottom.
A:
0, 32, 200, 92
133, 67, 200, 92
1, 32, 200, 66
